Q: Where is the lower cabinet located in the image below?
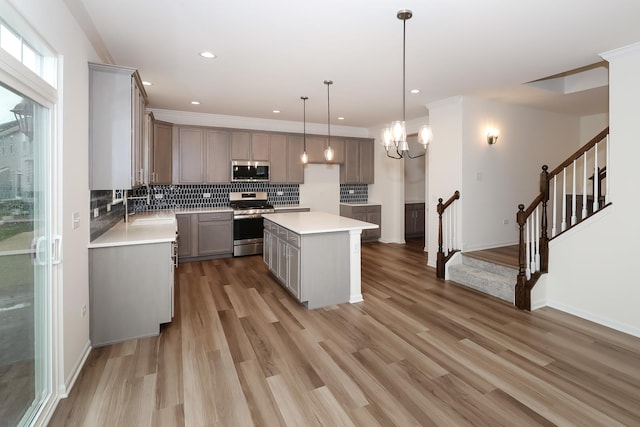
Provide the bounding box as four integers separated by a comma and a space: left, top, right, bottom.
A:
89, 241, 175, 346
176, 211, 233, 262
339, 204, 381, 242
264, 220, 301, 299
405, 202, 425, 237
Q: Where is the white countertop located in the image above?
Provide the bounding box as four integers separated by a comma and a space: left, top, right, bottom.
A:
262, 211, 378, 235
89, 212, 177, 248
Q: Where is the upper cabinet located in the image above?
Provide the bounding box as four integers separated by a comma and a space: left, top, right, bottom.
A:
231, 131, 270, 161
340, 139, 374, 184
149, 116, 173, 185
172, 125, 230, 184
89, 62, 148, 190
270, 134, 304, 184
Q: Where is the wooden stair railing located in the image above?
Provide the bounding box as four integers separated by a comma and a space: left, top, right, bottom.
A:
436, 190, 460, 279
515, 127, 610, 310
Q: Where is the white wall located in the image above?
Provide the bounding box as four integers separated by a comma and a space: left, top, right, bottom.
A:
426, 97, 464, 266
9, 0, 100, 394
580, 112, 609, 143
543, 43, 640, 337
299, 163, 340, 214
460, 97, 580, 251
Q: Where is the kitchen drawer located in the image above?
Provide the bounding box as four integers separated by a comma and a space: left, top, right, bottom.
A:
350, 206, 368, 214
198, 212, 232, 222
286, 231, 300, 247
264, 219, 276, 231
278, 226, 288, 239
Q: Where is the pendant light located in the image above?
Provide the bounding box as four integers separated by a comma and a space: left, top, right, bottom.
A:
324, 80, 335, 162
300, 96, 309, 164
381, 9, 432, 159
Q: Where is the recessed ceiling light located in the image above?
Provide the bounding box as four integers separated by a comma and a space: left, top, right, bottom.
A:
191, 101, 200, 105
199, 51, 216, 59
142, 81, 153, 86
338, 117, 345, 120
410, 89, 420, 94
273, 109, 280, 114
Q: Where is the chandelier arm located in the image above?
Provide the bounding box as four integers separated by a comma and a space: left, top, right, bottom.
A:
386, 150, 403, 160
405, 150, 425, 159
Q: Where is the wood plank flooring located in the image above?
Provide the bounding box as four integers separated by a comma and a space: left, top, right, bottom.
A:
49, 241, 640, 426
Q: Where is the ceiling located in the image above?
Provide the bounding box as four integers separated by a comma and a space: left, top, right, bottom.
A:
71, 0, 640, 129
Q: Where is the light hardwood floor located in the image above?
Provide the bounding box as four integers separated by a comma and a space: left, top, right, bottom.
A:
49, 241, 640, 426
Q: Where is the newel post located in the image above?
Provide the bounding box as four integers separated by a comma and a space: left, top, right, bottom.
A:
436, 197, 445, 279
515, 204, 529, 310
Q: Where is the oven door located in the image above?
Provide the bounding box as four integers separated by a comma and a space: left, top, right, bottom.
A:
233, 215, 264, 256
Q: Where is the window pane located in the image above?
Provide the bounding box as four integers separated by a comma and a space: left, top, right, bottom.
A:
1, 24, 21, 61
22, 43, 40, 75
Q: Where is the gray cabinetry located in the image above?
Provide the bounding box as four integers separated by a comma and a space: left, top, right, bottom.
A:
176, 211, 233, 261
305, 136, 344, 164
340, 139, 374, 184
271, 134, 305, 184
205, 129, 231, 183
264, 220, 301, 299
340, 204, 381, 242
405, 203, 425, 236
151, 119, 173, 184
232, 131, 270, 161
89, 62, 147, 190
172, 126, 230, 184
197, 212, 233, 256
89, 242, 175, 346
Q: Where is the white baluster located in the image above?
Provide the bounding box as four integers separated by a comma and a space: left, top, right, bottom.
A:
561, 168, 567, 232
571, 159, 577, 226
593, 141, 599, 213
449, 204, 454, 252
552, 175, 557, 237
582, 152, 588, 220
443, 209, 448, 256
525, 216, 531, 280
535, 205, 540, 272
605, 134, 610, 205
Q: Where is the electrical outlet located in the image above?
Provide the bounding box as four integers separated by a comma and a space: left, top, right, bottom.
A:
349, 190, 355, 194
503, 219, 509, 225
476, 172, 483, 181
81, 304, 87, 317
203, 193, 211, 198
154, 193, 164, 199
93, 208, 99, 218
107, 203, 111, 212
276, 191, 284, 196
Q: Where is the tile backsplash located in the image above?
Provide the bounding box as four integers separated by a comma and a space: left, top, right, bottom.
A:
90, 182, 369, 240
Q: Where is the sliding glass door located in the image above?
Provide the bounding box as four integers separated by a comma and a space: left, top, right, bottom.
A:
0, 83, 51, 426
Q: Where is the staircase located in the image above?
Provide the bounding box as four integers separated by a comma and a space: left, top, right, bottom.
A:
448, 247, 518, 304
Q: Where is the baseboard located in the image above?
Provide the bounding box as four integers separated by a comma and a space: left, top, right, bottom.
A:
60, 339, 92, 397
547, 300, 640, 339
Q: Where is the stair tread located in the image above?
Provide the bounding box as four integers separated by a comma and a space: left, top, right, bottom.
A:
449, 264, 515, 285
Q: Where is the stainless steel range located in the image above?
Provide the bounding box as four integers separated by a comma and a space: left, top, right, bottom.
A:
229, 192, 275, 256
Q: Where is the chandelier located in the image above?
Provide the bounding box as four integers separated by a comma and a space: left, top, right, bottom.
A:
381, 9, 432, 159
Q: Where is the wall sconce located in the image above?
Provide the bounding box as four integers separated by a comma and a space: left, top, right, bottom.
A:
486, 128, 499, 145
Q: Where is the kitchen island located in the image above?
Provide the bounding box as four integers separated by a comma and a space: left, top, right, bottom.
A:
262, 211, 379, 309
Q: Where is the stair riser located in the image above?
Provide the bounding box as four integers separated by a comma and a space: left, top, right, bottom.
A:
448, 265, 515, 303
462, 255, 518, 279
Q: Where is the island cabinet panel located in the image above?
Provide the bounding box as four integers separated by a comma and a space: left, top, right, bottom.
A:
176, 214, 192, 258
89, 62, 147, 190
340, 139, 374, 184
89, 242, 174, 346
263, 219, 350, 308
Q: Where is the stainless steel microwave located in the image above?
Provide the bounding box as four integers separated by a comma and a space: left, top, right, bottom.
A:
231, 160, 270, 182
